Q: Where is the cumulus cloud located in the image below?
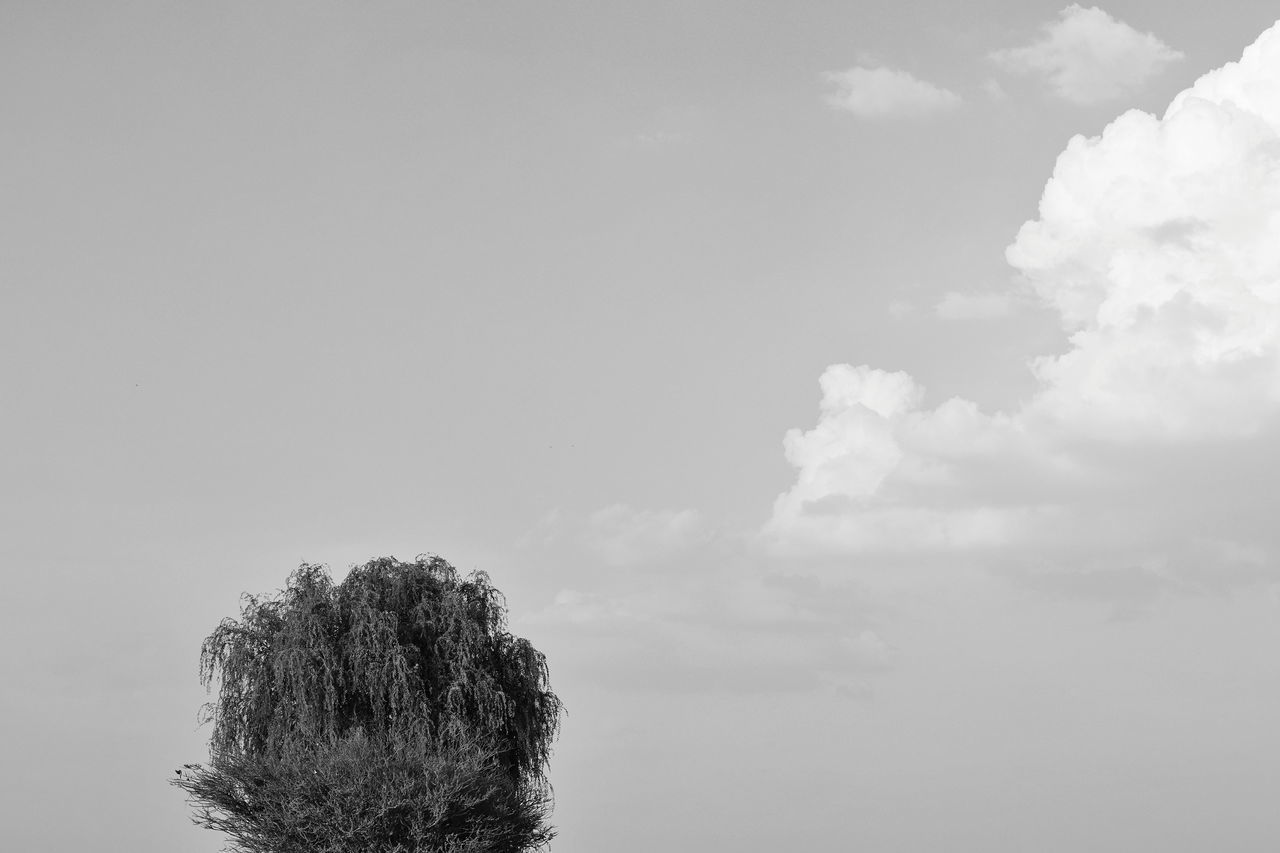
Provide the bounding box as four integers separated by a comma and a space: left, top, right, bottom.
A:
935, 290, 1015, 320
768, 22, 1280, 595
990, 5, 1183, 104
823, 66, 962, 119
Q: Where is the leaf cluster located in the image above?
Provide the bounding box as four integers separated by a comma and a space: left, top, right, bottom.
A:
174, 556, 563, 853
174, 727, 552, 853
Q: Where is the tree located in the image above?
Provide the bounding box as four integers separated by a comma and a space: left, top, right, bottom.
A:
172, 556, 564, 853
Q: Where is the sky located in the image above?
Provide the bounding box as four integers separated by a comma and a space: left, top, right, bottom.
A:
5, 2, 1280, 850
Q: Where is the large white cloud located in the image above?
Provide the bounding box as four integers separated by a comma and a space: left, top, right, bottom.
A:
991, 5, 1183, 104
769, 21, 1280, 592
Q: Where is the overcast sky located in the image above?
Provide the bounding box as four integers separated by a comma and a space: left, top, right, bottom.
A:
6, 2, 1280, 851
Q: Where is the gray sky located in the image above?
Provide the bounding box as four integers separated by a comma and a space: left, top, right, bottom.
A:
5, 2, 1280, 851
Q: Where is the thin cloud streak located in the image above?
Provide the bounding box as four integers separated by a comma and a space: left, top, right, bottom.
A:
934, 290, 1015, 320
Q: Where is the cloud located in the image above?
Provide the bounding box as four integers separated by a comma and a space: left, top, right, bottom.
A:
634, 129, 683, 149
981, 78, 1008, 101
533, 504, 712, 568
522, 571, 890, 695
1002, 565, 1172, 622
887, 299, 916, 318
517, 506, 890, 695
768, 22, 1280, 598
823, 66, 962, 119
990, 5, 1183, 104
934, 290, 1015, 320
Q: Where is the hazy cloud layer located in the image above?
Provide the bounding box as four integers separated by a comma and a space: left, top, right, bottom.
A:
822, 66, 962, 119
991, 5, 1183, 104
934, 289, 1015, 320
520, 506, 889, 694
770, 22, 1280, 595
533, 504, 713, 568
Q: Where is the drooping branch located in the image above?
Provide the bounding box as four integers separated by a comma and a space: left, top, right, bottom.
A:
179, 555, 563, 852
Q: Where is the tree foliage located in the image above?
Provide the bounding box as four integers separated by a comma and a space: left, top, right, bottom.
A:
172, 556, 563, 853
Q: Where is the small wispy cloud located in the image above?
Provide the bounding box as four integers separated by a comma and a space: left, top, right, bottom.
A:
531, 504, 712, 569
990, 4, 1183, 104
934, 290, 1014, 320
635, 129, 684, 149
887, 299, 916, 319
580, 504, 711, 567
981, 78, 1008, 101
822, 66, 962, 119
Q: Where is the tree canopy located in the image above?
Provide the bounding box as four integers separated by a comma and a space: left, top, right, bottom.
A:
172, 556, 563, 853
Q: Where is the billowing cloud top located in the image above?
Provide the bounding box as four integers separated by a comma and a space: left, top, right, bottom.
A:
770, 21, 1280, 596
991, 5, 1184, 104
